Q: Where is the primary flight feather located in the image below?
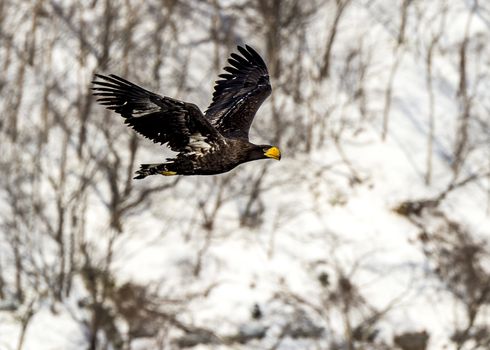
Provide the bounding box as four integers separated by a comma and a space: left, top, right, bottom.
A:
92, 45, 280, 179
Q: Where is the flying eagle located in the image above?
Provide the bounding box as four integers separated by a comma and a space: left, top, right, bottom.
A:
92, 45, 280, 179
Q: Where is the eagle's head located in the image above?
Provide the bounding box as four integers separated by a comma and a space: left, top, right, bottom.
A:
247, 145, 281, 161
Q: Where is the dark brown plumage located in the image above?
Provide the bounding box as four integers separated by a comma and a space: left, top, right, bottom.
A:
92, 45, 280, 178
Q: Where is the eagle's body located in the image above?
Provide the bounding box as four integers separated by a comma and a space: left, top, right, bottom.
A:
92, 45, 280, 178
141, 139, 271, 176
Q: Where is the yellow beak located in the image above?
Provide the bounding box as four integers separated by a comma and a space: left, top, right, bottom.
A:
264, 146, 281, 160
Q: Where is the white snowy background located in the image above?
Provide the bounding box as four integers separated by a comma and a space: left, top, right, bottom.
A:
1, 0, 490, 349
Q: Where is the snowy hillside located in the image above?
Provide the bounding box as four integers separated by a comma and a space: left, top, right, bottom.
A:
1, 1, 489, 350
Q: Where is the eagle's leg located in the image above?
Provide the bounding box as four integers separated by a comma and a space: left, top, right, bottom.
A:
134, 163, 177, 179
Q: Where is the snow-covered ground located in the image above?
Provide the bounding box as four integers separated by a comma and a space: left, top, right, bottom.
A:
1, 1, 490, 349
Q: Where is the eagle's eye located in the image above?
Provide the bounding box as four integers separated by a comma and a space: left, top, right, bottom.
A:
264, 146, 281, 160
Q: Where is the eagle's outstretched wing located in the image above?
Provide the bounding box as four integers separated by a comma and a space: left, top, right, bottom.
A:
205, 45, 271, 140
92, 74, 222, 153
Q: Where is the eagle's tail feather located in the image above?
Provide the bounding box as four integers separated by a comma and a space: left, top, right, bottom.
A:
134, 163, 177, 179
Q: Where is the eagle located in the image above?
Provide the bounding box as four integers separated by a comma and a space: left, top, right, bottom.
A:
92, 45, 280, 179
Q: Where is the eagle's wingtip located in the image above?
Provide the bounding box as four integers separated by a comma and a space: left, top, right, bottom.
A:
93, 73, 105, 80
